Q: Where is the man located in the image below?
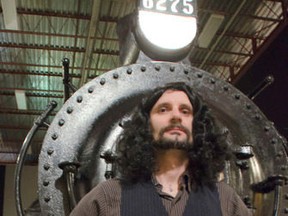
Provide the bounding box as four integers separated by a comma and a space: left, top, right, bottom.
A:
70, 82, 252, 216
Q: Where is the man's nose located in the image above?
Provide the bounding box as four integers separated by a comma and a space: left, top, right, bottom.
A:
170, 109, 182, 123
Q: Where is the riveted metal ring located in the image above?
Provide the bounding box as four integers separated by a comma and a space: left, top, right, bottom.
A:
38, 62, 287, 216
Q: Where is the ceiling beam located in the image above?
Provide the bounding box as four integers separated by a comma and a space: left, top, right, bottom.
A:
0, 29, 118, 42
195, 46, 252, 57
0, 43, 119, 56
232, 15, 288, 83
79, 0, 102, 87
0, 87, 63, 93
0, 90, 63, 98
199, 0, 247, 68
219, 31, 266, 40
16, 8, 118, 23
0, 68, 107, 77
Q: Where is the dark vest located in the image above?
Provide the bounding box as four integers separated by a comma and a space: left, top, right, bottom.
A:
121, 181, 222, 216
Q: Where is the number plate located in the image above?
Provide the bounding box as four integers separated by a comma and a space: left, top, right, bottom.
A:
139, 0, 196, 16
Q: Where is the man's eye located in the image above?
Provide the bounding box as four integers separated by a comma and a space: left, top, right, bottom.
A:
159, 107, 167, 112
181, 109, 191, 114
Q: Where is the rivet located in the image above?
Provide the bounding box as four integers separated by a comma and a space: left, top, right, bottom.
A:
77, 96, 83, 103
210, 78, 215, 84
197, 73, 203, 78
184, 69, 189, 74
271, 138, 277, 145
281, 165, 287, 171
44, 197, 51, 202
285, 194, 288, 199
246, 104, 251, 109
113, 73, 119, 79
264, 126, 270, 132
284, 207, 288, 213
51, 133, 58, 140
44, 164, 50, 170
155, 65, 161, 71
58, 119, 65, 126
100, 78, 106, 85
223, 86, 229, 91
234, 94, 240, 100
170, 66, 175, 72
276, 151, 283, 158
43, 180, 49, 186
88, 86, 94, 93
141, 66, 146, 72
255, 114, 261, 120
126, 68, 132, 74
47, 148, 54, 155
67, 107, 73, 114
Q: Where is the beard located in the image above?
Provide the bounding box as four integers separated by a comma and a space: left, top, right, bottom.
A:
152, 138, 193, 151
152, 123, 193, 151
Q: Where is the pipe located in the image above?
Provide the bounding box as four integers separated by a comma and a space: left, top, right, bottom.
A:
14, 100, 57, 216
272, 184, 282, 216
62, 58, 77, 102
58, 161, 80, 211
247, 75, 274, 100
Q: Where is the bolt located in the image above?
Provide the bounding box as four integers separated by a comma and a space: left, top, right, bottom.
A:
44, 164, 50, 170
58, 119, 65, 126
77, 96, 83, 103
264, 126, 270, 132
234, 94, 240, 100
51, 133, 58, 140
100, 78, 106, 85
271, 138, 277, 145
47, 149, 54, 155
113, 73, 119, 79
67, 107, 73, 114
223, 86, 229, 91
88, 86, 94, 93
43, 180, 49, 186
155, 65, 161, 71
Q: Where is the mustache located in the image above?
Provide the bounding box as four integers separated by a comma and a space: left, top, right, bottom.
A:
159, 123, 191, 138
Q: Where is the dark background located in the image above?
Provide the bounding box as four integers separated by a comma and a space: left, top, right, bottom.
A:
236, 26, 288, 141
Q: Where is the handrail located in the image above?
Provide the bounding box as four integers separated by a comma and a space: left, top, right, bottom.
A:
14, 100, 57, 216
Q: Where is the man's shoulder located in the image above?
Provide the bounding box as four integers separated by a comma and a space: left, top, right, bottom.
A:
83, 178, 122, 203
94, 178, 122, 192
216, 181, 236, 194
215, 181, 240, 202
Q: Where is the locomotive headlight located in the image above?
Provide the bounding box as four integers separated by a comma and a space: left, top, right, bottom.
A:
134, 0, 197, 61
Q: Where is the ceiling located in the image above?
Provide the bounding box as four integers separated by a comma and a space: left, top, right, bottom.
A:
0, 0, 287, 164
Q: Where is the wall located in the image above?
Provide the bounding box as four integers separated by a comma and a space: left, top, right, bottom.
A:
3, 164, 38, 216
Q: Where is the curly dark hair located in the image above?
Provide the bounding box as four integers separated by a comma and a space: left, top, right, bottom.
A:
116, 82, 230, 186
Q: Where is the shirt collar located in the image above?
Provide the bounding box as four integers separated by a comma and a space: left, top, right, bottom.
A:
151, 171, 192, 192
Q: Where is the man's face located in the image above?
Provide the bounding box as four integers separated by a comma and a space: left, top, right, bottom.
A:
149, 90, 193, 144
